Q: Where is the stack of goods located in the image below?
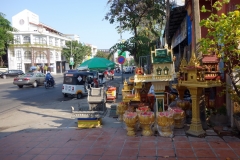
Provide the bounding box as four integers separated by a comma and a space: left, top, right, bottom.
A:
106, 86, 117, 101
156, 111, 174, 137
123, 111, 138, 136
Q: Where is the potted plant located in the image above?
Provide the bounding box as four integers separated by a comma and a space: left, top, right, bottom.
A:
233, 101, 240, 131
207, 104, 228, 127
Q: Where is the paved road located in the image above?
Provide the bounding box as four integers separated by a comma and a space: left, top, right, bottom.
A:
0, 74, 65, 114
0, 72, 134, 134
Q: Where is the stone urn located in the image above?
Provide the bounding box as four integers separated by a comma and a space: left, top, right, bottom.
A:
169, 94, 177, 102
177, 100, 190, 111
157, 111, 174, 137
136, 106, 150, 115
171, 107, 186, 129
123, 112, 138, 136
116, 102, 128, 121
138, 111, 155, 136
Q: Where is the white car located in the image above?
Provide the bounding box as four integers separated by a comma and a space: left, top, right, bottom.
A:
123, 67, 132, 74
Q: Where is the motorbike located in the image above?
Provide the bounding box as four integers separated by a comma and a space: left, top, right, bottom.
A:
44, 78, 55, 89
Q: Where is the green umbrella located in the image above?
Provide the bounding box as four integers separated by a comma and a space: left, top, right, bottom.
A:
78, 57, 115, 70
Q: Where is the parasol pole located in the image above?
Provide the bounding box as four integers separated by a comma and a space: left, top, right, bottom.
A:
120, 21, 124, 84
121, 64, 123, 84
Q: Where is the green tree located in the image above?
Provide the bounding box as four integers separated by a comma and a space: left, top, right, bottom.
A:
109, 36, 154, 65
199, 0, 240, 103
0, 13, 16, 66
95, 50, 109, 59
105, 0, 166, 64
62, 41, 91, 69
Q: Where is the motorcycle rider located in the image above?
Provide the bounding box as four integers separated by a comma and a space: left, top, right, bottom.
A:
45, 71, 55, 86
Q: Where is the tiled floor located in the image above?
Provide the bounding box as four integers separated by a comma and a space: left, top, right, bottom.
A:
0, 128, 239, 160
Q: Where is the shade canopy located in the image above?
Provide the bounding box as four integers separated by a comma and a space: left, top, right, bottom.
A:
78, 57, 115, 70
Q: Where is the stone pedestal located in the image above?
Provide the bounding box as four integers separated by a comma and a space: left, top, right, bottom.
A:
186, 87, 205, 136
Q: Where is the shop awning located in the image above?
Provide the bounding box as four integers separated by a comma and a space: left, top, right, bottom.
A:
166, 6, 187, 45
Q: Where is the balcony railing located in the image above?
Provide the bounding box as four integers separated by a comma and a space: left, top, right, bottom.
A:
134, 74, 174, 82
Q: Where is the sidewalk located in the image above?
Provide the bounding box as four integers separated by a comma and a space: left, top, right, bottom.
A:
0, 80, 240, 160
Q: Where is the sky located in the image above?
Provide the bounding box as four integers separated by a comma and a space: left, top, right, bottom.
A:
0, 0, 132, 49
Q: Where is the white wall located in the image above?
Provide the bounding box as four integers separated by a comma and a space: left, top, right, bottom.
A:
12, 9, 39, 32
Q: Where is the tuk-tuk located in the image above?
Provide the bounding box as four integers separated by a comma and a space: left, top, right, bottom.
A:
62, 71, 96, 99
90, 70, 106, 85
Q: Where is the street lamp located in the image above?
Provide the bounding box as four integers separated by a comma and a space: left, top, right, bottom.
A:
69, 40, 74, 70
63, 39, 74, 70
62, 34, 76, 70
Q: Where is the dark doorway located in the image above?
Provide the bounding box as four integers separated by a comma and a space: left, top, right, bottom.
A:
56, 61, 61, 73
62, 61, 66, 73
56, 61, 66, 73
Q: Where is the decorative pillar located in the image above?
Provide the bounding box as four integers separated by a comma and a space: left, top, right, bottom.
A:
31, 48, 34, 66
187, 87, 205, 136
152, 82, 168, 132
47, 48, 50, 67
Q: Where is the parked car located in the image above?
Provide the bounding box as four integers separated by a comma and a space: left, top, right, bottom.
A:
0, 70, 24, 79
0, 68, 8, 72
123, 67, 132, 74
13, 72, 46, 88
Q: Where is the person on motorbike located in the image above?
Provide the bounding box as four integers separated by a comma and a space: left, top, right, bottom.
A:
45, 71, 55, 86
110, 70, 114, 80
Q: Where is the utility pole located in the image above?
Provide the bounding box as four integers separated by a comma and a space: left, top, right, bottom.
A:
63, 34, 75, 70
192, 0, 201, 59
165, 0, 170, 46
71, 40, 73, 69
120, 21, 124, 84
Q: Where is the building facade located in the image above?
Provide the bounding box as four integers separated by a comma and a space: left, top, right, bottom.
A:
82, 43, 97, 62
165, 0, 239, 127
8, 9, 79, 74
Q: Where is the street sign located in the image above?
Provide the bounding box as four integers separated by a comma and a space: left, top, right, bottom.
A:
118, 50, 126, 58
117, 56, 125, 64
70, 57, 74, 65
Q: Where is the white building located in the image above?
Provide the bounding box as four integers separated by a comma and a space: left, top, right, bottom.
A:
8, 9, 79, 74
83, 43, 97, 61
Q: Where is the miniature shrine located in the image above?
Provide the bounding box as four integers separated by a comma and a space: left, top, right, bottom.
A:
176, 53, 222, 136
202, 54, 221, 109
118, 46, 223, 137
121, 46, 176, 109
119, 46, 183, 137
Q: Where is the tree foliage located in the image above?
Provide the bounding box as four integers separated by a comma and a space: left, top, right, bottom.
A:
0, 12, 15, 66
95, 50, 112, 59
105, 0, 166, 64
108, 35, 153, 62
199, 0, 240, 103
62, 41, 91, 68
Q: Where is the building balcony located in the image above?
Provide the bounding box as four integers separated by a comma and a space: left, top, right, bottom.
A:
9, 43, 63, 50
23, 59, 32, 63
